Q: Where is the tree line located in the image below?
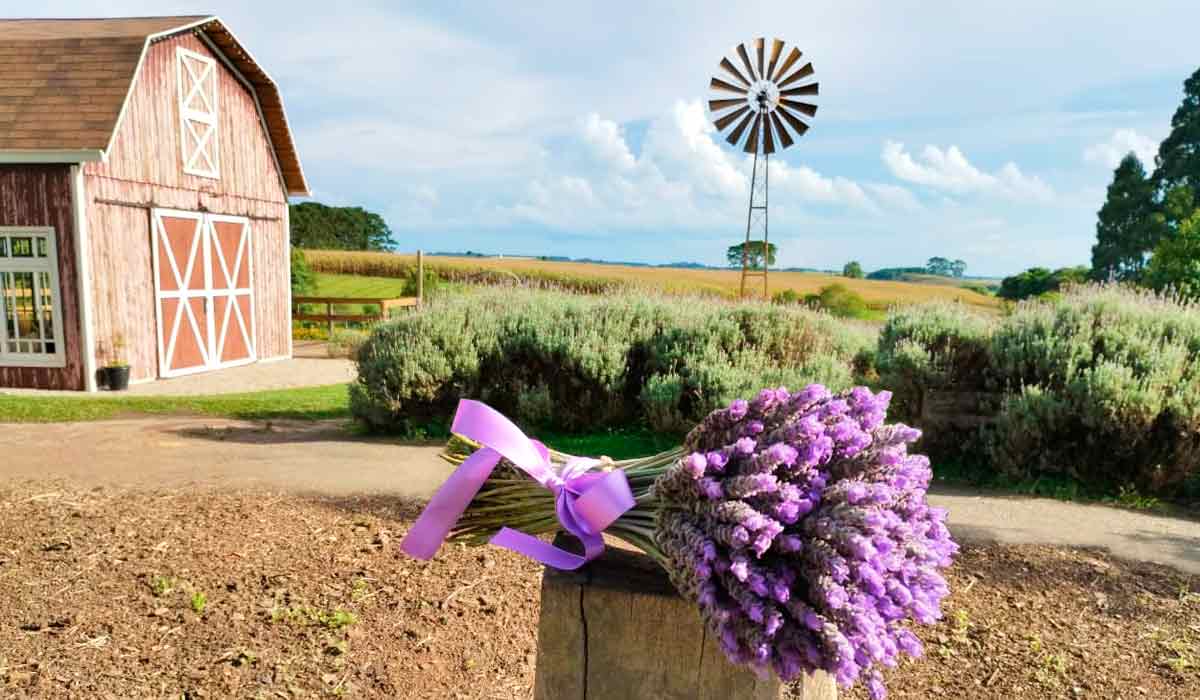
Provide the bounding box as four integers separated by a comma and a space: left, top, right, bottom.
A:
1001, 66, 1200, 300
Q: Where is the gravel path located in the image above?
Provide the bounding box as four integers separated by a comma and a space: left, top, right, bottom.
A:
4, 417, 1197, 574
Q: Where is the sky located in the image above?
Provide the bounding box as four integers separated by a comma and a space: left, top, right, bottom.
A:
20, 1, 1200, 276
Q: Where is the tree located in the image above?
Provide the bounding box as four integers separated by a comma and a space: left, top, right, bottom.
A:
842, 261, 864, 278
290, 248, 315, 296
726, 241, 777, 269
950, 259, 967, 278
1092, 154, 1160, 281
926, 256, 953, 276
289, 202, 395, 251
997, 265, 1091, 300
1144, 189, 1200, 298
1152, 66, 1200, 202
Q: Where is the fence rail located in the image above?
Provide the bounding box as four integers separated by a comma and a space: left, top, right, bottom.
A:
292, 296, 419, 332
291, 250, 424, 334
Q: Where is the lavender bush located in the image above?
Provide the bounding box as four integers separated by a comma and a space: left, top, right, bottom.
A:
441, 384, 956, 699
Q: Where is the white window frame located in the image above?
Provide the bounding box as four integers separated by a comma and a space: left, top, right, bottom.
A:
176, 47, 220, 179
0, 226, 67, 368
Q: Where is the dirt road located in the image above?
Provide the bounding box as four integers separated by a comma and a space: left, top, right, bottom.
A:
4, 417, 1198, 574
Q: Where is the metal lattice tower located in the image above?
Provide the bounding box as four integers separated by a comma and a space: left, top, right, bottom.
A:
740, 149, 769, 297
707, 38, 819, 298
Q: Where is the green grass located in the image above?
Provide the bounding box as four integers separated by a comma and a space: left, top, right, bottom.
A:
312, 273, 408, 298
537, 425, 682, 460
0, 384, 350, 423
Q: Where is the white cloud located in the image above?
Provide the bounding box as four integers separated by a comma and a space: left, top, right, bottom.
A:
882, 141, 1054, 202
498, 100, 910, 233
1083, 129, 1159, 169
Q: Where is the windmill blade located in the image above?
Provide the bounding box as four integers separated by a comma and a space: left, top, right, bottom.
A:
710, 76, 747, 94
719, 57, 751, 87
776, 105, 811, 138
743, 113, 762, 154
780, 83, 820, 98
778, 63, 816, 88
762, 112, 777, 154
772, 47, 802, 81
769, 111, 794, 149
779, 98, 818, 116
755, 38, 765, 80
714, 105, 750, 131
709, 98, 745, 112
736, 42, 758, 82
726, 110, 755, 147
766, 39, 784, 82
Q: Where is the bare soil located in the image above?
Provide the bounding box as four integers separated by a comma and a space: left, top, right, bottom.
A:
0, 482, 1195, 699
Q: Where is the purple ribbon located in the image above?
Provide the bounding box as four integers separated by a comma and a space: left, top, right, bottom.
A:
401, 400, 635, 570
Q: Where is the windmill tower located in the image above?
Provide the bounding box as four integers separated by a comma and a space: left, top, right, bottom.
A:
708, 39, 819, 297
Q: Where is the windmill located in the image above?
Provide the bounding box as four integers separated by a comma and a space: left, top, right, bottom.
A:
708, 38, 818, 297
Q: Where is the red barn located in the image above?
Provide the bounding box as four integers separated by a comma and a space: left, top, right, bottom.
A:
0, 16, 308, 391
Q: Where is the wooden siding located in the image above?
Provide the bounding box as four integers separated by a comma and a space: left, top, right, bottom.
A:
81, 32, 290, 382
84, 33, 287, 203
0, 165, 84, 390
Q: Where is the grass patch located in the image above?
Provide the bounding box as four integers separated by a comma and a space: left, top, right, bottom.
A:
312, 272, 409, 298
536, 425, 682, 460
0, 384, 350, 423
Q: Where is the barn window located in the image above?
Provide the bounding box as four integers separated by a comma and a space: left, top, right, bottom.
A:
176, 47, 220, 179
0, 228, 65, 367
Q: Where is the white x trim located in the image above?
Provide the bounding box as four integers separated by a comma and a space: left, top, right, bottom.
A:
176, 47, 220, 179
152, 210, 256, 378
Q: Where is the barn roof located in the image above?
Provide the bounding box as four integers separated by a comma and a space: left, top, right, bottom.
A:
0, 16, 309, 195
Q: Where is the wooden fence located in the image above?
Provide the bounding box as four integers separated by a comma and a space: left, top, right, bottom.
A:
291, 250, 424, 334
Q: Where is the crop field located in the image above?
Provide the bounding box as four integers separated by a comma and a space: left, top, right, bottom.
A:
303, 250, 1001, 310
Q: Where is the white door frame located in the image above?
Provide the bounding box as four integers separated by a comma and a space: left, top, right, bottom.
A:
151, 208, 255, 378
206, 213, 257, 369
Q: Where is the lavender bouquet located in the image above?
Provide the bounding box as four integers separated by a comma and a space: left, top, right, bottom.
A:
404, 385, 956, 699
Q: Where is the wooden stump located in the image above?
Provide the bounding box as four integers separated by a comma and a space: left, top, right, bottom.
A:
533, 539, 837, 700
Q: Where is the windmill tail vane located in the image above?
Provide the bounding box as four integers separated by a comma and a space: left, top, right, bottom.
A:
708, 37, 819, 298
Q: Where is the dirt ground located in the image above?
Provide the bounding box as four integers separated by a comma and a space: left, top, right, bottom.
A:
0, 483, 1195, 699
4, 417, 1198, 575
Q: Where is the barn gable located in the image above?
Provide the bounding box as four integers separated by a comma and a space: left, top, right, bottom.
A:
0, 16, 308, 196
87, 31, 290, 204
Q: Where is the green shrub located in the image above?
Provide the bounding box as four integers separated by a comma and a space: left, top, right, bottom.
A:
879, 284, 1200, 494
807, 283, 871, 319
351, 289, 873, 434
327, 328, 369, 359
290, 248, 315, 296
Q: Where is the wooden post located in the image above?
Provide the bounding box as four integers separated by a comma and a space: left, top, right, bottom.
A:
534, 540, 837, 700
416, 249, 424, 308
326, 301, 334, 337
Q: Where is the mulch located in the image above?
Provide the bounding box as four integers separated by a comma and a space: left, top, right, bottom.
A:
0, 483, 1195, 699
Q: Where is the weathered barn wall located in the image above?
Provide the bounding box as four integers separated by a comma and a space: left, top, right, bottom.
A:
0, 165, 84, 390
83, 32, 290, 381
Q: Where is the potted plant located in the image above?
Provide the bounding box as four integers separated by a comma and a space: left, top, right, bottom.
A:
102, 334, 131, 391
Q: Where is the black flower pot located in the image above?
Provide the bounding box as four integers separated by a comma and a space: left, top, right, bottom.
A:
104, 365, 131, 391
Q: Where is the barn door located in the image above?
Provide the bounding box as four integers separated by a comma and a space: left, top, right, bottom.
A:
207, 215, 256, 368
152, 210, 211, 377
152, 210, 255, 377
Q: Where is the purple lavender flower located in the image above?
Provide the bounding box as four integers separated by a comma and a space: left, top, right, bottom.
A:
656, 384, 956, 698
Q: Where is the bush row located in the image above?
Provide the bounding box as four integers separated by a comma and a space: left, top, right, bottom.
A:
877, 284, 1200, 494
350, 289, 874, 434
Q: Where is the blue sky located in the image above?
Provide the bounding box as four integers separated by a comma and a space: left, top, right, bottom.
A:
28, 1, 1200, 275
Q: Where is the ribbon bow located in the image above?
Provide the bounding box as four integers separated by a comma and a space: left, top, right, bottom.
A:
401, 400, 635, 570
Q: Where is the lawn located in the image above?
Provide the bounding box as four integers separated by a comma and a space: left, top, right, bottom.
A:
303, 250, 1002, 311
311, 272, 409, 299
0, 384, 351, 423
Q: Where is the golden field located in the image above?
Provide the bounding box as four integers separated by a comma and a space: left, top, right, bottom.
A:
302, 249, 1001, 310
